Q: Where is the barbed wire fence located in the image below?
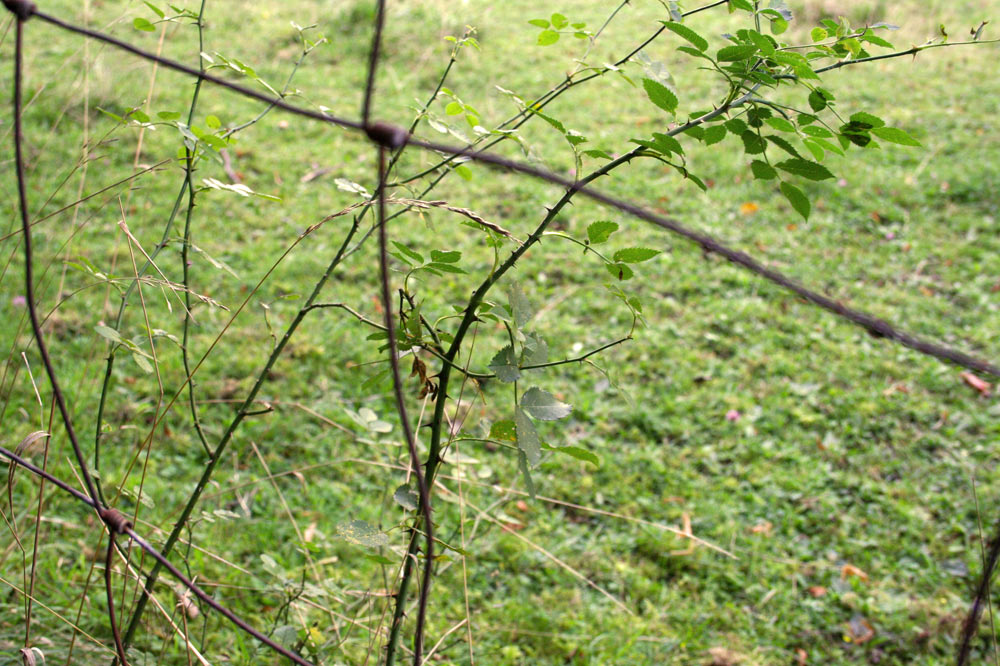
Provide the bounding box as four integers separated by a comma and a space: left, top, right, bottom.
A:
2, 0, 999, 664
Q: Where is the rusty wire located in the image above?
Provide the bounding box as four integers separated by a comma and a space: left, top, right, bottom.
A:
4, 1, 1000, 664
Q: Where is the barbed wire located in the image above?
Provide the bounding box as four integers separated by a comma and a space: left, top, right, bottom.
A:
3, 0, 999, 664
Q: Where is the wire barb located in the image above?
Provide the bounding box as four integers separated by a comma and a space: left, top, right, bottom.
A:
100, 508, 133, 535
366, 121, 410, 149
2, 0, 35, 21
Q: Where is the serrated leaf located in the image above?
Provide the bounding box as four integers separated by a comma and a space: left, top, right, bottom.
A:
521, 387, 572, 421
651, 132, 684, 155
741, 130, 767, 154
780, 181, 810, 220
764, 117, 796, 133
703, 124, 727, 145
641, 78, 678, 114
660, 21, 709, 52
518, 450, 536, 498
612, 247, 660, 264
751, 160, 778, 180
605, 262, 634, 281
775, 158, 834, 181
489, 419, 517, 442
393, 485, 419, 511
507, 283, 533, 328
725, 118, 748, 135
587, 221, 618, 244
717, 44, 758, 61
390, 241, 424, 264
849, 111, 885, 128
423, 262, 467, 274
514, 407, 541, 466
808, 90, 828, 112
133, 17, 156, 32
430, 249, 461, 263
95, 325, 123, 343
871, 126, 921, 147
549, 445, 600, 467
337, 520, 389, 548
489, 345, 521, 383
522, 332, 548, 366
537, 29, 560, 46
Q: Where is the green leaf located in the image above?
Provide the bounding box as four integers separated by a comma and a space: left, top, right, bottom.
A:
871, 126, 921, 147
157, 110, 181, 121
660, 21, 709, 52
612, 247, 660, 264
716, 44, 758, 61
528, 19, 550, 28
808, 90, 828, 112
703, 124, 727, 145
605, 262, 634, 281
205, 115, 221, 129
802, 125, 834, 138
651, 132, 684, 155
582, 149, 613, 160
587, 220, 619, 244
337, 520, 389, 548
489, 345, 521, 383
724, 118, 748, 135
515, 407, 541, 466
522, 332, 549, 366
775, 158, 834, 181
489, 419, 517, 442
521, 387, 572, 421
764, 117, 796, 133
393, 484, 419, 511
537, 29, 560, 46
746, 30, 776, 55
423, 262, 467, 274
132, 352, 153, 374
143, 1, 165, 18
95, 325, 123, 343
741, 130, 767, 154
507, 283, 534, 328
641, 78, 678, 114
751, 160, 778, 180
811, 27, 828, 42
133, 17, 156, 32
849, 111, 885, 129
518, 450, 536, 498
445, 101, 463, 115
430, 249, 461, 263
780, 181, 811, 220
550, 13, 568, 29
547, 444, 600, 467
390, 241, 423, 264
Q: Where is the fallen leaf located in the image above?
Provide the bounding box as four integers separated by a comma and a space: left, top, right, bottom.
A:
841, 563, 869, 581
739, 202, 760, 216
796, 648, 808, 665
708, 646, 746, 665
750, 520, 773, 536
808, 586, 827, 598
960, 372, 991, 396
845, 615, 875, 643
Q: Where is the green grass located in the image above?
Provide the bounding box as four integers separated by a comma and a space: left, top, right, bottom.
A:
1, 0, 1000, 664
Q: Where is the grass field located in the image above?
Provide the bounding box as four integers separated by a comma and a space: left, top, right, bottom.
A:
2, 0, 1000, 664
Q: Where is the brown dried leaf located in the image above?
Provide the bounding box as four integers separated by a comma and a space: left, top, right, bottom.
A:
960, 372, 991, 396
841, 563, 869, 581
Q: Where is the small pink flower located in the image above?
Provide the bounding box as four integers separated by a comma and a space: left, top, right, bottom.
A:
885, 232, 896, 240
837, 178, 848, 187
725, 409, 740, 422
11, 295, 26, 307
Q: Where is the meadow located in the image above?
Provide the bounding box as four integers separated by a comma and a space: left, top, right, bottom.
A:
1, 0, 1000, 664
